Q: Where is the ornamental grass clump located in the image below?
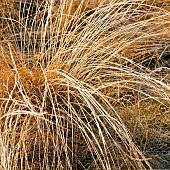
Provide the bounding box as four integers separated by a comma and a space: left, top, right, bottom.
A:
0, 0, 169, 169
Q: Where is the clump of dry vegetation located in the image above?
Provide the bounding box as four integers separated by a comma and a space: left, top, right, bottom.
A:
0, 0, 169, 169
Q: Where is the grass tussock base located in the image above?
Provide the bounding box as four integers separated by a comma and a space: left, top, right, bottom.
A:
0, 0, 170, 169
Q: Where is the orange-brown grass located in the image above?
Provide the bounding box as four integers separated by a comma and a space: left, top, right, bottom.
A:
117, 99, 170, 169
0, 44, 150, 170
0, 0, 170, 169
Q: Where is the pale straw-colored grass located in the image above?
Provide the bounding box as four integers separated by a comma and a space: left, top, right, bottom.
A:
0, 0, 169, 169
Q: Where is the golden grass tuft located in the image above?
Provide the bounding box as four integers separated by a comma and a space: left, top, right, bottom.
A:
0, 0, 170, 169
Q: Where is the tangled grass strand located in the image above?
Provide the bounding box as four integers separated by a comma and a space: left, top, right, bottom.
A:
0, 0, 170, 169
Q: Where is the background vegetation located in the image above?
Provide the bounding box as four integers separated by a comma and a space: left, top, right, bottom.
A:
0, 0, 169, 169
